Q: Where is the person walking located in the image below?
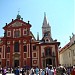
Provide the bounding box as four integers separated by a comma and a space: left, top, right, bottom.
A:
15, 67, 20, 75
71, 65, 75, 75
54, 67, 56, 75
35, 66, 39, 75
41, 69, 45, 75
47, 65, 54, 75
30, 67, 35, 75
22, 68, 25, 75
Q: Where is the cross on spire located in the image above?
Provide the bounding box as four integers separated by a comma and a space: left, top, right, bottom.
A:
16, 9, 21, 19
18, 8, 20, 14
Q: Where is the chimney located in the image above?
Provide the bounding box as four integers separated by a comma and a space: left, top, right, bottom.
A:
6, 23, 7, 26
28, 21, 30, 24
12, 19, 14, 22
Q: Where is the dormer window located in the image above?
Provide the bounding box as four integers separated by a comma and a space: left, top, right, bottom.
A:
46, 39, 48, 42
45, 38, 50, 43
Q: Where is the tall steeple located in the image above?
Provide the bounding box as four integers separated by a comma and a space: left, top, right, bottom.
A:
42, 12, 53, 42
43, 12, 47, 27
42, 12, 51, 37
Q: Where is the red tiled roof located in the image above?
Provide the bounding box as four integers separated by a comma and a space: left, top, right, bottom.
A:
59, 42, 70, 52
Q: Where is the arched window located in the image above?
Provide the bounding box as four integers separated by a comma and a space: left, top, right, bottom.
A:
14, 31, 20, 37
45, 47, 52, 56
14, 42, 19, 52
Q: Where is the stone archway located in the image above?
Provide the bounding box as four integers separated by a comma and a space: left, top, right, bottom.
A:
13, 53, 20, 67
46, 58, 52, 66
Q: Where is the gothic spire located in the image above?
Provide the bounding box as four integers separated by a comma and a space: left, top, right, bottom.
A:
42, 12, 52, 40
42, 12, 47, 27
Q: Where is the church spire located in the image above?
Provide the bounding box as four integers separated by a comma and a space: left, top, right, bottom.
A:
42, 12, 52, 41
43, 12, 47, 27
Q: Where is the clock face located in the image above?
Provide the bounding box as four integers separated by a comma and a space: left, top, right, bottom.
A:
44, 32, 48, 37
44, 29, 47, 32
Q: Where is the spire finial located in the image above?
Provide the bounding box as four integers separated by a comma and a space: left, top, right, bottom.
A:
44, 12, 46, 17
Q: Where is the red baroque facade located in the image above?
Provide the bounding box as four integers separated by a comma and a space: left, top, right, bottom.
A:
0, 14, 60, 68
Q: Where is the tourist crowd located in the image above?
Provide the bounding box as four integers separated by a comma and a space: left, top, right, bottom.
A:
0, 65, 75, 75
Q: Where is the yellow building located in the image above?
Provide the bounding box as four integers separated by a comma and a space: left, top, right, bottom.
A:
59, 34, 75, 67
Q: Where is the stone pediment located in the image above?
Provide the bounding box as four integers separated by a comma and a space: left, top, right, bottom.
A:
12, 21, 22, 27
3, 19, 28, 29
13, 52, 20, 58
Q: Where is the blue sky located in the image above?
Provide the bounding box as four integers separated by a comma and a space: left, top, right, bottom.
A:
0, 0, 74, 47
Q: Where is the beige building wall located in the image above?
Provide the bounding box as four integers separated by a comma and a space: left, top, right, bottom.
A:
59, 34, 75, 67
